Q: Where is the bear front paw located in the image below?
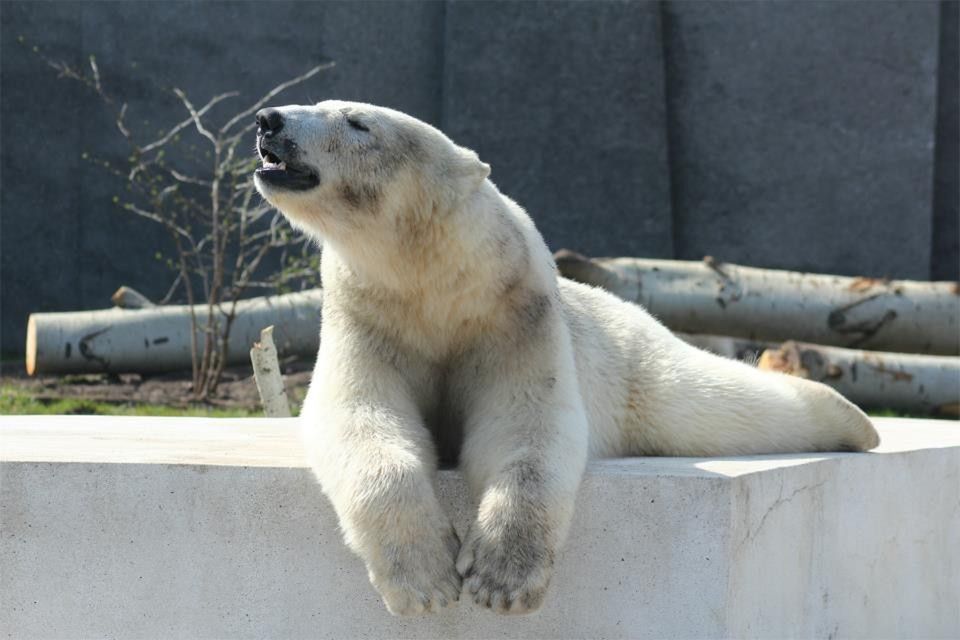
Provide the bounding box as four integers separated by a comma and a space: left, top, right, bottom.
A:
372, 526, 462, 616
456, 525, 554, 615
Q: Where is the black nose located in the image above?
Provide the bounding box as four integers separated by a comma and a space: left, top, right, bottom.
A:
256, 108, 284, 136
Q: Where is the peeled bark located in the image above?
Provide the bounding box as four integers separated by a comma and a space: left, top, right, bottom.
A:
555, 250, 960, 355
758, 341, 960, 416
26, 290, 323, 375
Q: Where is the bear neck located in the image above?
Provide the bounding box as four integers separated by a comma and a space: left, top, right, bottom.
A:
324, 181, 538, 310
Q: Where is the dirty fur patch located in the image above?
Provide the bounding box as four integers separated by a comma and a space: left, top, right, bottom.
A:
340, 183, 382, 210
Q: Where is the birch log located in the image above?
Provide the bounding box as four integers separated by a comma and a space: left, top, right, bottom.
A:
555, 251, 960, 355
675, 333, 774, 361
249, 326, 292, 417
26, 290, 323, 375
758, 341, 960, 416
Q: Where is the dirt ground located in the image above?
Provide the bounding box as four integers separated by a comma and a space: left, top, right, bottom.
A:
0, 357, 314, 413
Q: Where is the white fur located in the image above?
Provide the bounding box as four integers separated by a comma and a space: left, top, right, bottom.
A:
255, 100, 880, 616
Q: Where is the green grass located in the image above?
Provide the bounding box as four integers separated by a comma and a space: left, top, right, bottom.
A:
0, 386, 260, 418
868, 408, 910, 418
0, 384, 945, 421
868, 408, 956, 420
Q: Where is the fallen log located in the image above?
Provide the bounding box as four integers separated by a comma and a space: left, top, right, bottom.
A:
26, 290, 323, 375
675, 333, 773, 362
758, 341, 960, 416
677, 333, 959, 414
555, 250, 960, 355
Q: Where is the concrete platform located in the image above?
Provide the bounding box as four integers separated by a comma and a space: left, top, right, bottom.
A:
1, 415, 958, 639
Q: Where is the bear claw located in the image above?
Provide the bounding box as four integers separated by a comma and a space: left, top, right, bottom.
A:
374, 526, 462, 616
457, 527, 552, 615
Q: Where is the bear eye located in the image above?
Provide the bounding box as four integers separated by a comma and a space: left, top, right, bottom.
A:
347, 117, 369, 133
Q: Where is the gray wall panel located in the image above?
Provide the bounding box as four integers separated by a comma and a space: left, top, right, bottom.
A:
932, 0, 958, 280
443, 0, 674, 258
663, 1, 940, 278
1, 2, 87, 353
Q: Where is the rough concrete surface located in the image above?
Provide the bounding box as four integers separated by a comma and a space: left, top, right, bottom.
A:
1, 416, 958, 639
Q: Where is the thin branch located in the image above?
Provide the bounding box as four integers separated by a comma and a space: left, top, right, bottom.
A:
45, 58, 110, 101
219, 62, 334, 135
240, 225, 276, 247
158, 184, 178, 201
158, 271, 184, 305
116, 103, 131, 140
172, 88, 219, 146
239, 203, 274, 226
222, 121, 257, 149
123, 203, 193, 240
168, 168, 211, 186
140, 91, 237, 154
88, 55, 105, 98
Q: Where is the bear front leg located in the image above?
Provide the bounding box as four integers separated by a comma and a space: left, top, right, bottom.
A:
324, 432, 461, 616
301, 339, 461, 616
456, 346, 589, 614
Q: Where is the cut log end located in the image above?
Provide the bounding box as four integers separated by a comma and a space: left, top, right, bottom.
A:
939, 402, 959, 418
758, 342, 809, 377
553, 249, 626, 292
25, 314, 37, 376
110, 286, 155, 309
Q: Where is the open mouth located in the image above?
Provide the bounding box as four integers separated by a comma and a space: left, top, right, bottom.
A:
255, 138, 320, 191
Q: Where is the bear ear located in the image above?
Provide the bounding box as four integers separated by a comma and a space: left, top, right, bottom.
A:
425, 145, 491, 210
458, 147, 490, 192
477, 160, 491, 181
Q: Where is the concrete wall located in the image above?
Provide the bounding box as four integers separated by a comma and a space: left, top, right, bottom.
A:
933, 0, 960, 280
1, 1, 956, 354
662, 1, 941, 278
442, 1, 674, 260
1, 415, 958, 638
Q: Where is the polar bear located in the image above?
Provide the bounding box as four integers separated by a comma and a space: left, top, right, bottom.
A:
253, 101, 879, 616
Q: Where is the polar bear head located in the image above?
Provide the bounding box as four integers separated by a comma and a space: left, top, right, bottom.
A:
253, 100, 490, 243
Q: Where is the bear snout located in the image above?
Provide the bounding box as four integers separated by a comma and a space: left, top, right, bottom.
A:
256, 108, 284, 137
